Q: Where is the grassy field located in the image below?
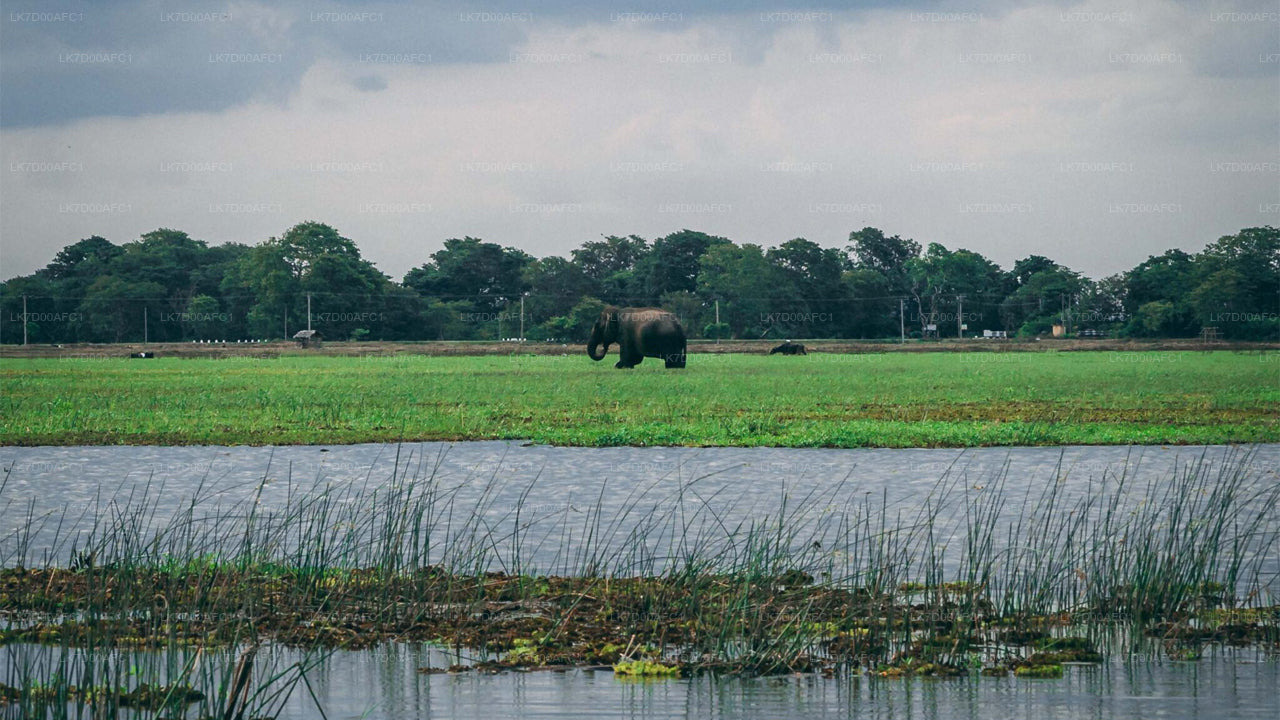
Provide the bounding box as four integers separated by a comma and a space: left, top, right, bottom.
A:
1, 350, 1277, 447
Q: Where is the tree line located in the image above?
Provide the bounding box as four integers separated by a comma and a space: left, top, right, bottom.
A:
1, 222, 1276, 344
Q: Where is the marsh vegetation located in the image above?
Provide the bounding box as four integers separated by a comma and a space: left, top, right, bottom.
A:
2, 446, 1276, 716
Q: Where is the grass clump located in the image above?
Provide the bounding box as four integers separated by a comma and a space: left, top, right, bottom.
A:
614, 660, 681, 678
1015, 664, 1064, 679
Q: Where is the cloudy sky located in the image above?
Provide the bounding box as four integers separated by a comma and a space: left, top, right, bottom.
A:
1, 0, 1276, 281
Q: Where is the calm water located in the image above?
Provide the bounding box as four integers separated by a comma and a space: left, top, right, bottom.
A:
263, 646, 1280, 720
1, 442, 1278, 571
3, 641, 1277, 719
2, 443, 1278, 718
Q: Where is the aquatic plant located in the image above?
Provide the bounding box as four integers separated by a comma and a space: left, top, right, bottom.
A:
0, 444, 1275, 713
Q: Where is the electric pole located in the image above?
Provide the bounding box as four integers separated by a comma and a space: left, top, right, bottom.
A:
22, 295, 28, 346
144, 306, 148, 343
715, 299, 721, 344
307, 293, 312, 332
957, 294, 964, 339
520, 294, 525, 341
899, 297, 905, 343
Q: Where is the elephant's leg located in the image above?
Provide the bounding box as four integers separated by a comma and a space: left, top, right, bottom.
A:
616, 341, 640, 368
664, 343, 686, 368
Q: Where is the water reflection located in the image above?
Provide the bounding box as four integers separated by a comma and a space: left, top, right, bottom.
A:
4, 641, 1275, 720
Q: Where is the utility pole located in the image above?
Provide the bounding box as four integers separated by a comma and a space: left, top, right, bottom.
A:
307, 293, 312, 332
899, 298, 905, 343
519, 294, 525, 341
956, 294, 964, 339
144, 306, 148, 343
284, 309, 288, 339
715, 300, 721, 344
22, 295, 28, 346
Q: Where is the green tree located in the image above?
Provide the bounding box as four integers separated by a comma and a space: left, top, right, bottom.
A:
1076, 274, 1126, 334
641, 229, 731, 302
527, 296, 605, 342
77, 276, 165, 342
767, 238, 847, 337
571, 235, 648, 303
1187, 227, 1279, 339
405, 237, 532, 309
697, 243, 788, 338
841, 267, 896, 338
1008, 255, 1058, 288
658, 290, 706, 338
0, 275, 59, 343
107, 229, 216, 340
1133, 300, 1185, 337
276, 221, 362, 278
183, 295, 226, 339
522, 256, 597, 325
907, 243, 1005, 337
222, 223, 393, 340
305, 253, 388, 340
999, 259, 1088, 335
1121, 249, 1199, 337
39, 236, 123, 281
844, 228, 920, 337
846, 227, 920, 287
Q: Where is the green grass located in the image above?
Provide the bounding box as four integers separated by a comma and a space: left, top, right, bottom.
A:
1, 350, 1276, 446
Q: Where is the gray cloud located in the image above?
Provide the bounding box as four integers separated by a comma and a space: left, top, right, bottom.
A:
1, 0, 1276, 282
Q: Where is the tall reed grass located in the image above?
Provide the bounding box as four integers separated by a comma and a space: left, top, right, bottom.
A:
2, 446, 1277, 714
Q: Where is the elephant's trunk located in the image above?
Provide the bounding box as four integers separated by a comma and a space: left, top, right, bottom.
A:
586, 324, 607, 361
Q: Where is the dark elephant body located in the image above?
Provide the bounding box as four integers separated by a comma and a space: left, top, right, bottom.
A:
587, 306, 687, 369
769, 341, 806, 355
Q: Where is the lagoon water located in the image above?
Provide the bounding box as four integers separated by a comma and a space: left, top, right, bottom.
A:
3, 641, 1277, 719
1, 442, 1278, 570
2, 443, 1278, 719
269, 645, 1280, 720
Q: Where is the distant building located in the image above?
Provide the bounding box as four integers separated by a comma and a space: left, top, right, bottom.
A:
293, 329, 321, 348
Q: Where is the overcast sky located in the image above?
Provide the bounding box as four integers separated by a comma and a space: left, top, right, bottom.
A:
1, 0, 1276, 282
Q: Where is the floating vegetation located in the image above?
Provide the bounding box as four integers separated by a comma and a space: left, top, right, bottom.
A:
0, 682, 204, 709
1014, 664, 1064, 679
1, 446, 1277, 716
613, 660, 682, 678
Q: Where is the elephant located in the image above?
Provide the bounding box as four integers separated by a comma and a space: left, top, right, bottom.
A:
587, 306, 687, 369
769, 341, 806, 355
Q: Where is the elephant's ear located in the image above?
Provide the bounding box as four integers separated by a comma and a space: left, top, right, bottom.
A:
607, 310, 620, 333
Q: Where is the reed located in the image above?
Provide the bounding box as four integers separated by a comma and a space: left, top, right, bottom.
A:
1, 445, 1276, 713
